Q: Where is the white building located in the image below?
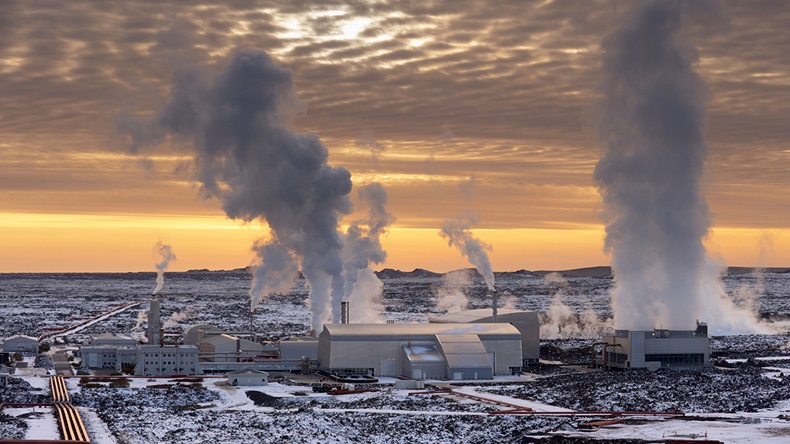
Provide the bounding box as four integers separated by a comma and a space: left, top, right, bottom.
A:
228, 369, 269, 386
135, 345, 201, 376
597, 322, 711, 370
2, 335, 39, 353
319, 323, 523, 380
429, 309, 540, 365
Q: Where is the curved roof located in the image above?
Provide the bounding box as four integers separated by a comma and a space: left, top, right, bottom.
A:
183, 324, 222, 345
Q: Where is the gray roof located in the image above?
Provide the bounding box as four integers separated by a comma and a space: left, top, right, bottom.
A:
436, 334, 491, 369
321, 323, 520, 340
403, 345, 444, 363
228, 369, 268, 375
90, 333, 135, 341
4, 335, 38, 342
201, 334, 238, 346
429, 308, 536, 324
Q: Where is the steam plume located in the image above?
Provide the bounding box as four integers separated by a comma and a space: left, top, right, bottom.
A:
153, 241, 176, 295
539, 273, 612, 339
341, 183, 395, 323
595, 1, 712, 331
120, 49, 352, 333
163, 308, 193, 329
439, 214, 495, 291
435, 269, 471, 313
595, 1, 766, 333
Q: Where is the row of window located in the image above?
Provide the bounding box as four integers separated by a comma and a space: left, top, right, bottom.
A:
645, 353, 705, 367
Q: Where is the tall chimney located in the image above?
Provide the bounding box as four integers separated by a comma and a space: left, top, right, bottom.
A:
490, 288, 498, 323
147, 299, 162, 346
340, 301, 349, 324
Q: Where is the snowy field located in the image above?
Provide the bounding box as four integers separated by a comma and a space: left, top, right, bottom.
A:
1, 269, 790, 443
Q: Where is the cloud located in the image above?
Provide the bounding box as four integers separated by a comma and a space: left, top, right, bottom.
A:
0, 0, 786, 238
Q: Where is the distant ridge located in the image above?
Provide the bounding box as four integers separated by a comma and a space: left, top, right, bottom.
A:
375, 268, 442, 279
184, 265, 788, 277
531, 266, 612, 278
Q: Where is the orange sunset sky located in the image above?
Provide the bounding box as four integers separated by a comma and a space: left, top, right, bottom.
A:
0, 1, 788, 272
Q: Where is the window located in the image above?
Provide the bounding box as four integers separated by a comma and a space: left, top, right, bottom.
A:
645, 353, 704, 367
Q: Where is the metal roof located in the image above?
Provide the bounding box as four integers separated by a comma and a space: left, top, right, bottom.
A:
429, 308, 535, 324
402, 345, 444, 363
321, 323, 521, 339
436, 334, 491, 369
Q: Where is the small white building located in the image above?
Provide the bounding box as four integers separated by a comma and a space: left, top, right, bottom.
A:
597, 322, 711, 370
2, 335, 39, 353
228, 369, 269, 386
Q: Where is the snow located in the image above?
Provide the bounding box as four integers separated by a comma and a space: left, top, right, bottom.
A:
3, 271, 790, 443
3, 407, 60, 440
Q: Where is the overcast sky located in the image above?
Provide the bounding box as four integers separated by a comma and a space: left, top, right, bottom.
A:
0, 0, 787, 271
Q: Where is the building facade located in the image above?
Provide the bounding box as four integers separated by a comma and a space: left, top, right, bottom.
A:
597, 323, 711, 370
319, 323, 523, 380
134, 345, 201, 376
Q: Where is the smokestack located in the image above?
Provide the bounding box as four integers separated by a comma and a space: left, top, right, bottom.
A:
147, 299, 162, 346
340, 301, 350, 324
490, 288, 498, 323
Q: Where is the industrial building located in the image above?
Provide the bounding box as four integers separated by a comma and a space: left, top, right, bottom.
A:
597, 322, 711, 370
198, 333, 264, 362
1, 335, 39, 353
78, 299, 202, 376
318, 323, 523, 380
134, 344, 200, 376
228, 369, 269, 386
429, 308, 540, 365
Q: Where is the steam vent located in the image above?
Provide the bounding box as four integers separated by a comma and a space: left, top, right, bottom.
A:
596, 321, 711, 370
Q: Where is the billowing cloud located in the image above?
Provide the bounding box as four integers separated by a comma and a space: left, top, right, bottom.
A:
0, 0, 787, 270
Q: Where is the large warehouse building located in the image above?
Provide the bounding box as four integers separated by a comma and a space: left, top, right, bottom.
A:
597, 322, 711, 369
318, 323, 523, 380
429, 309, 540, 365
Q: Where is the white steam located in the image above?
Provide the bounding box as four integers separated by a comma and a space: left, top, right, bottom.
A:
120, 48, 356, 334
594, 1, 766, 334
435, 269, 471, 313
163, 308, 193, 330
341, 183, 395, 323
539, 273, 612, 339
439, 214, 495, 292
152, 241, 176, 295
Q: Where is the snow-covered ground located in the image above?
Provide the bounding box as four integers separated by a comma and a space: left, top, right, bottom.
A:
2, 270, 790, 443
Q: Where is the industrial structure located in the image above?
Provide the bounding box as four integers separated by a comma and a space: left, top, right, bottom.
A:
75, 298, 532, 380
228, 369, 269, 386
78, 299, 201, 376
0, 334, 39, 353
318, 323, 523, 380
596, 322, 711, 369
429, 308, 539, 366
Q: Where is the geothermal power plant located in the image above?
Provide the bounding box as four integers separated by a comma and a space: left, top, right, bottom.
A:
72, 294, 710, 380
